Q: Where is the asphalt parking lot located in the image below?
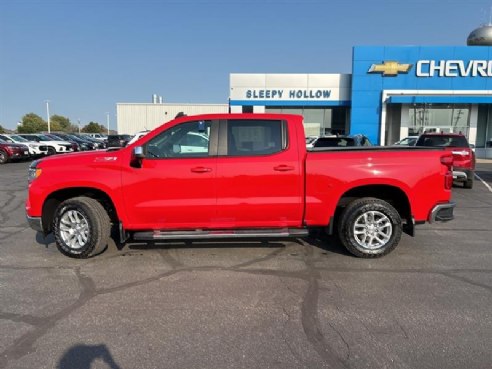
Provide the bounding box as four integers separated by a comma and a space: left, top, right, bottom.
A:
0, 160, 491, 369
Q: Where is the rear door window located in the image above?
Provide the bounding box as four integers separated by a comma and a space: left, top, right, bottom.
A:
226, 120, 284, 156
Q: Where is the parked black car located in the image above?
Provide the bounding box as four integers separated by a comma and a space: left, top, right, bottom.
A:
72, 134, 106, 149
311, 134, 372, 148
107, 134, 131, 148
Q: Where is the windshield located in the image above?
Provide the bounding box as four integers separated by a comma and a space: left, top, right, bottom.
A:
10, 135, 28, 142
36, 134, 53, 141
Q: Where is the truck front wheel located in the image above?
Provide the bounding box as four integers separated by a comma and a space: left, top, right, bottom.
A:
53, 196, 111, 258
338, 197, 402, 258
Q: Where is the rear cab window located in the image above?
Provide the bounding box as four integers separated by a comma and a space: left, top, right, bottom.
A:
416, 135, 469, 148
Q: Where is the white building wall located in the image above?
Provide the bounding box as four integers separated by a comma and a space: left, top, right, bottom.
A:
116, 103, 229, 134
230, 73, 351, 103
400, 104, 410, 139
468, 104, 478, 146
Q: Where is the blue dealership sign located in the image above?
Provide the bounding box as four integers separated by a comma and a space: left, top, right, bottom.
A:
351, 46, 492, 144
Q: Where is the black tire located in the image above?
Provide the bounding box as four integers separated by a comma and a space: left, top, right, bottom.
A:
0, 150, 8, 164
47, 147, 56, 155
464, 177, 473, 189
53, 196, 111, 258
337, 197, 402, 258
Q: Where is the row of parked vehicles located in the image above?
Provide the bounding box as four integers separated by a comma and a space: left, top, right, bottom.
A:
0, 133, 110, 164
0, 132, 141, 164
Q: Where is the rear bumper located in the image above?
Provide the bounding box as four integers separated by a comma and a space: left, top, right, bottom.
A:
26, 215, 43, 232
453, 168, 473, 182
429, 202, 456, 223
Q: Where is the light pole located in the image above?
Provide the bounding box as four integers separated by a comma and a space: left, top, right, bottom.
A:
106, 112, 110, 135
45, 100, 51, 133
78, 119, 81, 133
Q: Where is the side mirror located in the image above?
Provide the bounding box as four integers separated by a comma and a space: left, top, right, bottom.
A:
131, 146, 145, 168
133, 146, 145, 159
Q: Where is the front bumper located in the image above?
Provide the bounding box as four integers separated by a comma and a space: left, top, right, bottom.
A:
11, 149, 30, 160
26, 215, 43, 232
429, 202, 456, 223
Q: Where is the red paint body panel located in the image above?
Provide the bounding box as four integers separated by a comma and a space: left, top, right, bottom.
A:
214, 116, 304, 228
26, 113, 452, 233
304, 150, 451, 224
121, 156, 217, 229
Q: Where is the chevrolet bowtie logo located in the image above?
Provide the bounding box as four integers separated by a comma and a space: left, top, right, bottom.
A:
368, 61, 412, 76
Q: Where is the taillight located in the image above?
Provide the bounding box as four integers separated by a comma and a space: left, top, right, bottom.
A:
440, 154, 453, 169
441, 154, 453, 190
452, 149, 471, 158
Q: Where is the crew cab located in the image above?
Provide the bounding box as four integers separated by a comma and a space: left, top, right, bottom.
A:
26, 114, 455, 259
415, 133, 475, 189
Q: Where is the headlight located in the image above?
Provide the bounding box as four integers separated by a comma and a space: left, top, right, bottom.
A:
28, 161, 42, 183
29, 144, 36, 148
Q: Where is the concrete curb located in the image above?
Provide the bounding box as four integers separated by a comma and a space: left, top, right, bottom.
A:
476, 159, 492, 164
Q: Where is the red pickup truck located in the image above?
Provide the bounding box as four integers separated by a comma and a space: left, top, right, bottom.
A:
26, 114, 455, 259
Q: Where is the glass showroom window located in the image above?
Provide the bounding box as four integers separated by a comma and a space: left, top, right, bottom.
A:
408, 104, 471, 137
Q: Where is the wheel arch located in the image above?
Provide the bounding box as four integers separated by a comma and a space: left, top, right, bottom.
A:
42, 187, 119, 233
335, 184, 412, 228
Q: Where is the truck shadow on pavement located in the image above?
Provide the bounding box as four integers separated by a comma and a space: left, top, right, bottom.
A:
58, 344, 121, 369
34, 227, 351, 257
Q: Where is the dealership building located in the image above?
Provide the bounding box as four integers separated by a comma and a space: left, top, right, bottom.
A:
118, 27, 492, 158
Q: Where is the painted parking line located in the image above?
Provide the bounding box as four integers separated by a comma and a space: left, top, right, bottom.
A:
475, 173, 492, 193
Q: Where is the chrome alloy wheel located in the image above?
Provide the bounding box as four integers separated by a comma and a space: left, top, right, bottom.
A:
353, 210, 392, 250
59, 210, 90, 249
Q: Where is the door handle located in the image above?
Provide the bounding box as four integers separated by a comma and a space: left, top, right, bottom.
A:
191, 167, 212, 173
273, 165, 295, 172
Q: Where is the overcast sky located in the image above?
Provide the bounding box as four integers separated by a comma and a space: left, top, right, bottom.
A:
1, 0, 492, 130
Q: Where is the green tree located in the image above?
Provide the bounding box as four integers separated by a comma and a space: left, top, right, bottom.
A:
67, 124, 80, 133
50, 115, 72, 132
0, 124, 6, 134
17, 113, 47, 133
82, 122, 106, 133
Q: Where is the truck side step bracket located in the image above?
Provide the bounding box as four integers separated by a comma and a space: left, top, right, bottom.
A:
132, 228, 309, 241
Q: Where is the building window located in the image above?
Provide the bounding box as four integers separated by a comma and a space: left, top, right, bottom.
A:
242, 106, 253, 113
408, 104, 471, 137
265, 106, 347, 136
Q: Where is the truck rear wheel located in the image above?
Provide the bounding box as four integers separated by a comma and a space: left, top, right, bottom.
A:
464, 177, 473, 189
338, 197, 402, 258
53, 196, 111, 258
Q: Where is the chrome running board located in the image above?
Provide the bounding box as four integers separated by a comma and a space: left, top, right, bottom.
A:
132, 228, 309, 241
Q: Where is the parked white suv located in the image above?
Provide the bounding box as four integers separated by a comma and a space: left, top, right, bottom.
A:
85, 133, 107, 141
18, 134, 74, 155
0, 134, 48, 157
